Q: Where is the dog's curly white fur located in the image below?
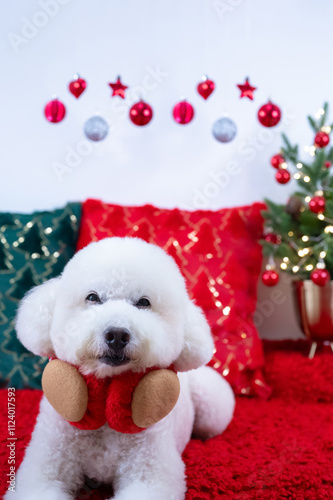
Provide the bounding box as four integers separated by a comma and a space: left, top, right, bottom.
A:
5, 237, 235, 500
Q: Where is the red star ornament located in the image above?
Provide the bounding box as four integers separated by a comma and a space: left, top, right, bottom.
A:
237, 78, 257, 100
108, 77, 128, 99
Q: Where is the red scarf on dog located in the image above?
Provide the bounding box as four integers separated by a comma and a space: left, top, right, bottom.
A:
68, 366, 176, 434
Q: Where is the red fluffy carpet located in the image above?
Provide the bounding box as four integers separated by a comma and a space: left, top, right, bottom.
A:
1, 340, 333, 499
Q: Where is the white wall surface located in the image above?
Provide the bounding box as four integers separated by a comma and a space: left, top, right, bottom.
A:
1, 0, 332, 339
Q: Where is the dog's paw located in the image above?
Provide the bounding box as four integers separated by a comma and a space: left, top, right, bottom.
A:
42, 359, 88, 422
131, 369, 180, 428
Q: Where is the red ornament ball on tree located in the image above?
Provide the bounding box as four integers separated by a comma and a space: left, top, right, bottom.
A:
69, 77, 87, 99
44, 99, 66, 123
275, 169, 291, 184
258, 101, 281, 127
197, 78, 215, 100
264, 233, 280, 244
262, 269, 279, 287
309, 196, 325, 214
314, 131, 330, 148
310, 268, 330, 286
129, 101, 153, 126
173, 100, 195, 124
271, 153, 285, 169
325, 161, 331, 169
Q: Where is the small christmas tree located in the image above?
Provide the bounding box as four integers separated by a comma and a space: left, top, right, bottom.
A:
17, 223, 47, 256
7, 266, 39, 301
261, 102, 333, 286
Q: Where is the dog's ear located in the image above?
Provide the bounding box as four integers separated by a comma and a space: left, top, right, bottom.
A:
15, 277, 61, 357
174, 301, 214, 372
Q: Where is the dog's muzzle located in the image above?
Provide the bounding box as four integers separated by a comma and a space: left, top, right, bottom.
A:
99, 327, 131, 367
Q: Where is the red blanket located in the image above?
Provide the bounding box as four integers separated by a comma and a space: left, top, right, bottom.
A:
1, 341, 333, 499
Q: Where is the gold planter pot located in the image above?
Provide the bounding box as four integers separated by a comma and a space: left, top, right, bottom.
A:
292, 280, 333, 358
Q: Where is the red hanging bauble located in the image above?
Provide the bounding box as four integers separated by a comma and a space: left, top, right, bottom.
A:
314, 131, 330, 148
309, 196, 325, 214
197, 77, 215, 100
264, 233, 281, 244
173, 100, 195, 125
69, 76, 87, 99
258, 101, 281, 127
270, 153, 285, 169
262, 269, 279, 287
325, 161, 331, 169
275, 169, 291, 184
129, 100, 153, 126
44, 99, 66, 123
310, 267, 330, 286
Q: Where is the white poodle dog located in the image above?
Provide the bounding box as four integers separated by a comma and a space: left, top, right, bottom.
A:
6, 237, 235, 500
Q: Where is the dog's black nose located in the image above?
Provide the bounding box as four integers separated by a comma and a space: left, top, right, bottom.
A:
104, 327, 130, 351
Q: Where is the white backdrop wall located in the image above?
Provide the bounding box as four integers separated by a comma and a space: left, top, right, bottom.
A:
1, 0, 332, 339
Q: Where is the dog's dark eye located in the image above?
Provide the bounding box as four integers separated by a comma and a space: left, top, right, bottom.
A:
135, 297, 151, 308
86, 292, 102, 304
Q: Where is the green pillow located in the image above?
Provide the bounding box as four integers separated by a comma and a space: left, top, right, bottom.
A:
0, 203, 81, 389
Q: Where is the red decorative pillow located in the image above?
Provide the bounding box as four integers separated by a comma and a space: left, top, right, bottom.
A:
77, 200, 271, 398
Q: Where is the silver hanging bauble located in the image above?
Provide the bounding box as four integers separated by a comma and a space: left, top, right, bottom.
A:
212, 117, 237, 143
84, 116, 109, 141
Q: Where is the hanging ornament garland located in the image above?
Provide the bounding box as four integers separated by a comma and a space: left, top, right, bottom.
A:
129, 100, 153, 126
212, 117, 237, 143
258, 101, 282, 127
173, 100, 195, 125
44, 98, 66, 123
108, 76, 128, 99
237, 77, 257, 100
84, 116, 109, 141
69, 75, 87, 99
43, 74, 286, 147
197, 76, 215, 100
